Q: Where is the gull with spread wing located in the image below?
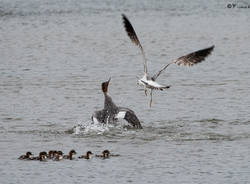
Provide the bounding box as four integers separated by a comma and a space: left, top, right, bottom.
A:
122, 14, 214, 107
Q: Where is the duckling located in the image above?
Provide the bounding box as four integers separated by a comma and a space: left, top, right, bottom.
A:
48, 150, 57, 159
50, 150, 62, 159
78, 151, 93, 159
57, 151, 63, 156
96, 150, 110, 159
63, 150, 77, 160
102, 150, 120, 157
40, 151, 48, 157
18, 152, 33, 160
39, 152, 47, 162
54, 151, 63, 161
31, 152, 47, 161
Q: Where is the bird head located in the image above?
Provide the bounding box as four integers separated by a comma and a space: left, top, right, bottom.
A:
102, 78, 111, 93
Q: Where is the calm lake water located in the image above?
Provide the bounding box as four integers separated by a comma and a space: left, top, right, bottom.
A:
1, 0, 250, 183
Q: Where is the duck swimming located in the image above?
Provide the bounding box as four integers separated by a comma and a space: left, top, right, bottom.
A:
39, 152, 47, 161
78, 151, 93, 159
18, 152, 33, 160
96, 150, 110, 159
31, 152, 47, 161
63, 150, 76, 160
122, 14, 214, 107
92, 78, 142, 129
48, 150, 57, 159
54, 151, 63, 161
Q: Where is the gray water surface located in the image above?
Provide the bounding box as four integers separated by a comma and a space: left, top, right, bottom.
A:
1, 0, 250, 183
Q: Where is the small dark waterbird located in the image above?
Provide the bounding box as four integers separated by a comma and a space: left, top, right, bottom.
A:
96, 150, 110, 159
78, 151, 93, 159
63, 150, 77, 160
53, 151, 63, 161
18, 152, 33, 160
31, 152, 47, 161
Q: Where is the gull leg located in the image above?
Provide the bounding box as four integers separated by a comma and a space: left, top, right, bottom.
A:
144, 87, 147, 96
149, 89, 153, 107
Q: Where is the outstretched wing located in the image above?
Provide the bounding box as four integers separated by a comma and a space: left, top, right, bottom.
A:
152, 45, 215, 80
175, 45, 215, 66
140, 80, 170, 91
117, 107, 142, 129
122, 14, 148, 74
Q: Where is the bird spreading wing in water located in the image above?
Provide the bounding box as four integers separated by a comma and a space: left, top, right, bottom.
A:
122, 14, 214, 107
92, 78, 142, 129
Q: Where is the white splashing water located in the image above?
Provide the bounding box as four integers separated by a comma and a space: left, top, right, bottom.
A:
72, 120, 116, 135
72, 117, 133, 135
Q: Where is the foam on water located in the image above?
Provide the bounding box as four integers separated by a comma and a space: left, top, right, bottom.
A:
72, 120, 111, 135
72, 118, 139, 136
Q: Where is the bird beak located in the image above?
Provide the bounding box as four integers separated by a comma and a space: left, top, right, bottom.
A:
108, 77, 111, 83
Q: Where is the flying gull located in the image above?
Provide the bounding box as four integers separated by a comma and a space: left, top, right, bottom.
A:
122, 14, 214, 107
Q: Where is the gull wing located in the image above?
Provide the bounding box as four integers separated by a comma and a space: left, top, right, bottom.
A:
122, 14, 148, 74
140, 80, 170, 90
152, 45, 215, 80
